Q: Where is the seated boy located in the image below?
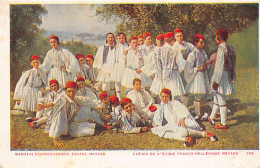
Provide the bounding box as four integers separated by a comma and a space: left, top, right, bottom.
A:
120, 98, 149, 134
126, 78, 155, 120
42, 81, 112, 148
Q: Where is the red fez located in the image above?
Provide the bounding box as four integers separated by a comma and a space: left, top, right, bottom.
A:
164, 32, 174, 39
30, 55, 40, 61
137, 35, 143, 39
130, 36, 138, 42
143, 32, 151, 39
50, 35, 59, 41
65, 81, 78, 89
49, 79, 58, 85
108, 95, 119, 104
174, 29, 183, 34
85, 54, 94, 60
149, 105, 157, 112
216, 29, 228, 41
194, 34, 205, 40
76, 54, 84, 60
121, 98, 132, 104
99, 91, 108, 99
156, 34, 164, 41
161, 88, 172, 96
76, 77, 85, 82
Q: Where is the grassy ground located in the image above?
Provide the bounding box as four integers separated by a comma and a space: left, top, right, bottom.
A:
10, 67, 258, 150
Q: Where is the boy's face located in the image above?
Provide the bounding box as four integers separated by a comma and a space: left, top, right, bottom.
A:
76, 81, 84, 89
215, 35, 220, 45
49, 39, 59, 49
78, 57, 85, 67
66, 88, 77, 100
123, 103, 133, 114
133, 81, 142, 91
130, 39, 138, 50
160, 93, 170, 104
196, 38, 205, 49
86, 58, 93, 67
30, 59, 40, 69
106, 34, 115, 45
175, 32, 183, 44
101, 97, 109, 104
156, 39, 162, 47
118, 34, 126, 44
144, 36, 152, 46
138, 38, 144, 46
50, 83, 59, 92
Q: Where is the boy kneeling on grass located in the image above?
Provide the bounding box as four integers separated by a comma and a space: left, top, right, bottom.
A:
41, 81, 112, 148
151, 88, 218, 147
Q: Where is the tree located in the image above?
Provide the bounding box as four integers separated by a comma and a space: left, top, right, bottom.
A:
10, 4, 47, 90
95, 4, 258, 53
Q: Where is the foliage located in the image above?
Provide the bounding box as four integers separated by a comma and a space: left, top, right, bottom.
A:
10, 4, 47, 90
95, 4, 258, 54
62, 41, 97, 56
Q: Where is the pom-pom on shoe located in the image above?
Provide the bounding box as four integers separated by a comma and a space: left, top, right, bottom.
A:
214, 123, 228, 129
184, 136, 194, 147
204, 131, 218, 142
103, 124, 113, 130
201, 113, 209, 121
25, 117, 33, 122
28, 122, 38, 129
209, 118, 215, 126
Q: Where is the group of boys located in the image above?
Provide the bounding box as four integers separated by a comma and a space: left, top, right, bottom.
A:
12, 28, 235, 148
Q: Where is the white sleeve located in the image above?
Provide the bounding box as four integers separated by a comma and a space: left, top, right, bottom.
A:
40, 50, 52, 72
121, 111, 141, 134
93, 46, 104, 69
145, 90, 154, 106
62, 49, 80, 73
76, 96, 98, 108
176, 50, 186, 73
13, 70, 30, 100
152, 106, 162, 126
141, 51, 156, 76
184, 52, 198, 83
212, 47, 224, 84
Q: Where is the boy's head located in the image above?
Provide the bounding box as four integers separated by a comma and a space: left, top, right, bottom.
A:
130, 37, 138, 50
120, 98, 133, 114
160, 88, 172, 104
65, 81, 78, 100
49, 79, 59, 92
164, 32, 174, 46
108, 95, 119, 107
133, 78, 142, 91
215, 29, 228, 44
76, 54, 85, 66
30, 55, 40, 69
156, 34, 164, 47
143, 32, 152, 46
193, 34, 205, 49
174, 29, 183, 44
76, 77, 85, 89
137, 35, 144, 46
116, 32, 126, 44
99, 91, 109, 104
49, 35, 59, 49
85, 54, 94, 68
106, 33, 116, 46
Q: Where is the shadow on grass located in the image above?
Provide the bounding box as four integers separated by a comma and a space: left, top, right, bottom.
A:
228, 114, 259, 128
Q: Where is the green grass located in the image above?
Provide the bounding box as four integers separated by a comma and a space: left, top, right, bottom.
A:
10, 67, 258, 150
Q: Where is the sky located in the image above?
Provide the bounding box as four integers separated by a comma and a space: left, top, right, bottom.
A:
40, 4, 117, 34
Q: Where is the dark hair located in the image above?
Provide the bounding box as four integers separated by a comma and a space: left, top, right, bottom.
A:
133, 78, 142, 85
106, 32, 117, 46
216, 29, 228, 42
